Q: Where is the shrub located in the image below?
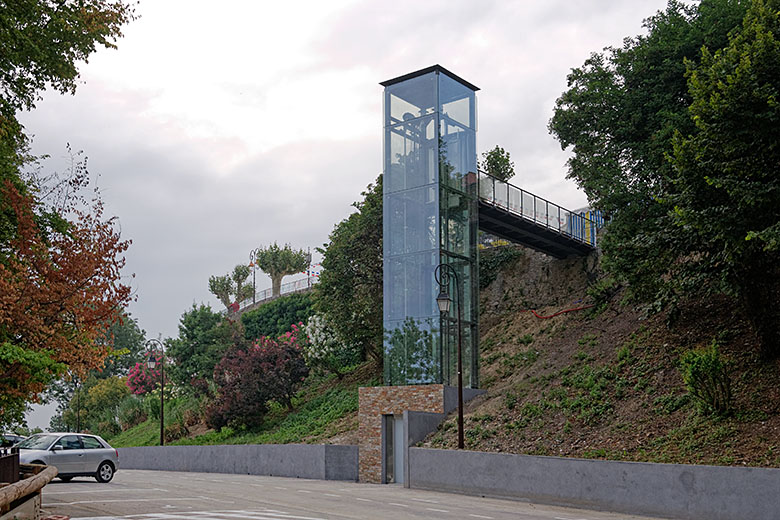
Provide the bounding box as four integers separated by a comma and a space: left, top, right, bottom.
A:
679, 341, 732, 415
241, 292, 314, 339
207, 326, 309, 429
479, 246, 524, 288
126, 351, 162, 395
303, 314, 360, 377
117, 396, 146, 430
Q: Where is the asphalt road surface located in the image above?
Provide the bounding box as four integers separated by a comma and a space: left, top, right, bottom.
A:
41, 469, 668, 520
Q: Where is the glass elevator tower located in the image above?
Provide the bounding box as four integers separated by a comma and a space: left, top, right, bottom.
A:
381, 65, 479, 388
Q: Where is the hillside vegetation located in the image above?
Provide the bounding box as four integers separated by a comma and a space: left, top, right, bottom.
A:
112, 244, 780, 470
422, 246, 780, 467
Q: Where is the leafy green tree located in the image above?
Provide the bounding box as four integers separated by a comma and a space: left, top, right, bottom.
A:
479, 146, 515, 181
165, 304, 233, 390
96, 312, 146, 377
670, 0, 780, 357
241, 292, 314, 340
254, 243, 309, 298
208, 264, 253, 311
315, 175, 383, 365
548, 2, 750, 308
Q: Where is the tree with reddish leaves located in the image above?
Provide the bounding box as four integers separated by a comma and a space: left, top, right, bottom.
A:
207, 324, 309, 429
0, 181, 132, 426
264, 323, 309, 410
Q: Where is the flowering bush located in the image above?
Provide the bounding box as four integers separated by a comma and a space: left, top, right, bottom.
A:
303, 314, 360, 377
126, 351, 162, 395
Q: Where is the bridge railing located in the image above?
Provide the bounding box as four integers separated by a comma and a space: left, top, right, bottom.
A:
237, 276, 319, 311
477, 171, 599, 247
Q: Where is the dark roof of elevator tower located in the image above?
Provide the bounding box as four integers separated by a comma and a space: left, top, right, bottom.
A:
379, 65, 479, 92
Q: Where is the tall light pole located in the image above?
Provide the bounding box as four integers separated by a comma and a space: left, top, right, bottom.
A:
145, 338, 165, 446
249, 248, 260, 305
434, 263, 464, 450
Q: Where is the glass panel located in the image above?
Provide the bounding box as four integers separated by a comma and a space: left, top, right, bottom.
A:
386, 116, 437, 194
439, 73, 476, 130
478, 172, 493, 201
439, 119, 476, 193
386, 186, 437, 256
522, 191, 534, 220
508, 185, 521, 214
384, 251, 438, 321
384, 317, 441, 385
494, 179, 508, 209
440, 188, 471, 256
385, 72, 437, 125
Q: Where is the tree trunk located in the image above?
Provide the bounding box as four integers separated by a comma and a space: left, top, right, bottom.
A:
272, 275, 282, 298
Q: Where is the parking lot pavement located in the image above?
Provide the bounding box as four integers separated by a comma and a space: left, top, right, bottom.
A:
41, 469, 670, 520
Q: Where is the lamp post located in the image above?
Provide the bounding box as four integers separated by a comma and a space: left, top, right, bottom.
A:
434, 263, 464, 450
145, 338, 165, 446
249, 248, 260, 305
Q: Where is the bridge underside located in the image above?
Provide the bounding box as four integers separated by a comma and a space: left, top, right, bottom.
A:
478, 200, 595, 259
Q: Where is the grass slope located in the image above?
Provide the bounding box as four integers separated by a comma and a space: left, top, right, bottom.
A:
110, 363, 377, 448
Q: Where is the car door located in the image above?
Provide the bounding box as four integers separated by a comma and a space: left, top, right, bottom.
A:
79, 435, 106, 473
50, 435, 84, 474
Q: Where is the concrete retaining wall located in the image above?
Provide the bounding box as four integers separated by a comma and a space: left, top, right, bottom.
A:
118, 444, 357, 481
408, 447, 780, 520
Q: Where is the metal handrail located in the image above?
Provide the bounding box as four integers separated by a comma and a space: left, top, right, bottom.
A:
476, 170, 600, 247
237, 276, 319, 311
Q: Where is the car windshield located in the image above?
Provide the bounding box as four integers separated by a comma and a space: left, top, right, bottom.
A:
17, 434, 58, 450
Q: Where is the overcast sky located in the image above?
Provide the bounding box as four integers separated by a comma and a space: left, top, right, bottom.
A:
21, 0, 671, 426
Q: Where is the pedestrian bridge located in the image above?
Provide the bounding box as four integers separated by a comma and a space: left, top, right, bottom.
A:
476, 171, 602, 258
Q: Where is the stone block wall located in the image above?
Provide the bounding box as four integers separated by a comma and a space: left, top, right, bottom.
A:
358, 384, 445, 483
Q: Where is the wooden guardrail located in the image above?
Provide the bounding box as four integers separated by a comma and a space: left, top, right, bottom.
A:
0, 463, 57, 517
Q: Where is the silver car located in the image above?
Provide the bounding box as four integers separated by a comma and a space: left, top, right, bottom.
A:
17, 433, 119, 482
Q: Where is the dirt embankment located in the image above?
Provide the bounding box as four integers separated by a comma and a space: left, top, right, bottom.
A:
422, 246, 780, 467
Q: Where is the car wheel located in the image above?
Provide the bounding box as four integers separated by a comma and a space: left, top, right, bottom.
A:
95, 461, 114, 483
58, 476, 73, 482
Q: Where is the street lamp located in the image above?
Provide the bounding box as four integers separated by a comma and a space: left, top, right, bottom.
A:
249, 248, 260, 305
434, 263, 464, 450
145, 338, 165, 446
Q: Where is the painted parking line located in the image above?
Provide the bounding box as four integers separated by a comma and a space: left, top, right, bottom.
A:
388, 502, 409, 507
72, 509, 328, 520
427, 507, 450, 513
45, 488, 168, 495
469, 515, 494, 519
322, 493, 340, 497
410, 497, 440, 503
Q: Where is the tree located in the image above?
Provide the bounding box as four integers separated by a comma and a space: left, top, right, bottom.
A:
0, 0, 135, 428
254, 243, 309, 298
315, 176, 383, 365
670, 0, 780, 357
0, 182, 132, 427
265, 324, 309, 410
241, 292, 314, 340
208, 264, 253, 312
479, 146, 515, 182
548, 2, 752, 313
207, 326, 309, 428
96, 312, 146, 377
165, 304, 233, 391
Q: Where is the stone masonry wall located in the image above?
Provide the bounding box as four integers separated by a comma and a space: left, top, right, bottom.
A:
358, 384, 445, 483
